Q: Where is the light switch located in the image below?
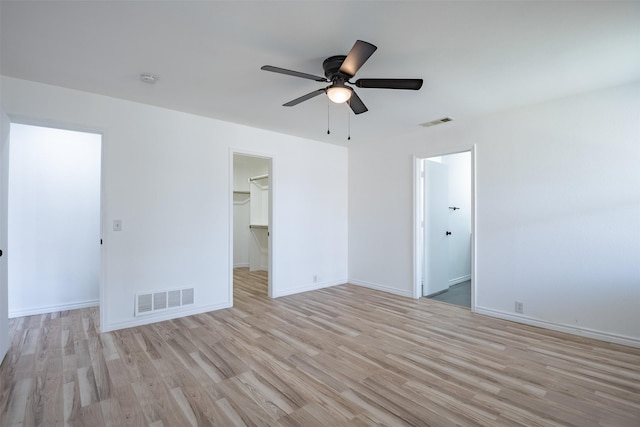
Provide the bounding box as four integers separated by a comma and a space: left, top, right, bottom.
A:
113, 220, 122, 231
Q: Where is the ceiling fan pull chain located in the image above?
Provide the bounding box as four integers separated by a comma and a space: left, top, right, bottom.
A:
327, 103, 331, 134
347, 105, 351, 141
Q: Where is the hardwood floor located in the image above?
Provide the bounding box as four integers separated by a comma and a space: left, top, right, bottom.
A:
2, 269, 639, 426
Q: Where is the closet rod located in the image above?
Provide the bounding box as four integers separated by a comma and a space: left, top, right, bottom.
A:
249, 174, 269, 182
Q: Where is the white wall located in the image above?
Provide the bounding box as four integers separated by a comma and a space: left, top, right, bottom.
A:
0, 105, 10, 362
349, 81, 640, 346
8, 124, 101, 316
1, 76, 348, 332
442, 152, 472, 284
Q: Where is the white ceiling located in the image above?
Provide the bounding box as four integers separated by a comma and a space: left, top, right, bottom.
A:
2, 1, 639, 146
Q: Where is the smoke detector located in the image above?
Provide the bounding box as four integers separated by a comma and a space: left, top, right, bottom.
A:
140, 73, 158, 84
420, 117, 453, 127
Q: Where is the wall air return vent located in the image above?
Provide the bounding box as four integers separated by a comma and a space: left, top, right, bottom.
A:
154, 292, 167, 310
182, 288, 194, 305
135, 288, 194, 316
420, 117, 453, 127
137, 294, 153, 315
168, 290, 181, 308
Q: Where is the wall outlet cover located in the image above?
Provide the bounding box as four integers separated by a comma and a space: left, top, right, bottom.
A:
515, 301, 524, 314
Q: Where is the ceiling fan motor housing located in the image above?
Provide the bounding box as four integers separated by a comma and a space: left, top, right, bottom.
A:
323, 55, 350, 82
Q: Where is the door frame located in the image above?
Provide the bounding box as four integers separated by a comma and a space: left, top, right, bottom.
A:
229, 148, 275, 301
413, 145, 477, 311
3, 116, 107, 329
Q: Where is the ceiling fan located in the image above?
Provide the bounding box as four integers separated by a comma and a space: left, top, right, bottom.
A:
261, 40, 423, 115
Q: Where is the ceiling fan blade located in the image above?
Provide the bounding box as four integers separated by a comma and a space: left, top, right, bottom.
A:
283, 89, 326, 106
261, 65, 327, 82
355, 78, 423, 90
348, 91, 368, 115
339, 40, 377, 78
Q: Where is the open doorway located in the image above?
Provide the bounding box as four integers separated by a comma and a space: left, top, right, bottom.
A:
415, 149, 475, 309
8, 123, 102, 317
232, 153, 272, 298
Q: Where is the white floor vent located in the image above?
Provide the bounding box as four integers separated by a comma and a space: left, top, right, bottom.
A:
135, 288, 194, 316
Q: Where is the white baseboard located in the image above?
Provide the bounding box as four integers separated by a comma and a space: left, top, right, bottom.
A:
101, 301, 232, 333
449, 274, 471, 286
233, 263, 249, 268
475, 306, 640, 348
349, 279, 414, 298
9, 299, 99, 318
273, 279, 346, 298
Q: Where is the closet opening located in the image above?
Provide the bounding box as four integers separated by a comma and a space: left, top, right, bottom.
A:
231, 153, 272, 299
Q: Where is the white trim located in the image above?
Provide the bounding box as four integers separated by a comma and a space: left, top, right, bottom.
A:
412, 156, 422, 299
350, 279, 414, 298
273, 279, 346, 298
9, 299, 99, 318
99, 130, 108, 333
102, 301, 232, 333
470, 146, 477, 313
475, 306, 640, 348
449, 274, 471, 286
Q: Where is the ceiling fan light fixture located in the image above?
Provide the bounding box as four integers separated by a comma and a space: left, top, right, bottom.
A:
326, 85, 353, 104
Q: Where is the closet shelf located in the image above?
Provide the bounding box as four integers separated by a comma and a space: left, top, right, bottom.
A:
233, 190, 250, 195
249, 174, 268, 182
249, 224, 268, 229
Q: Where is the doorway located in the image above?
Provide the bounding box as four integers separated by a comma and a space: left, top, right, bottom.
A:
415, 149, 475, 309
8, 123, 102, 317
231, 153, 272, 298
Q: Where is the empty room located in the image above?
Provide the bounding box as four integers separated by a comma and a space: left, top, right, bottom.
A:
1, 1, 639, 426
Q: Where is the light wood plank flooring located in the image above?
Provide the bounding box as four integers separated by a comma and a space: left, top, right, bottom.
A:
2, 269, 639, 426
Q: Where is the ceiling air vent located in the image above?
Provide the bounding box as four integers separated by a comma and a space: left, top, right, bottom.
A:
420, 117, 453, 127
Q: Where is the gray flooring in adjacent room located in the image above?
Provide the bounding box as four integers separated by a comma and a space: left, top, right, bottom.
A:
428, 280, 471, 308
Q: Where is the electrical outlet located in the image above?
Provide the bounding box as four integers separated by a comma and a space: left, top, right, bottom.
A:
515, 300, 524, 314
